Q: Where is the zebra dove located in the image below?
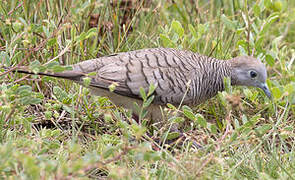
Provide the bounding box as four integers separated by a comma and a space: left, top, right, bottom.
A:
15, 48, 272, 121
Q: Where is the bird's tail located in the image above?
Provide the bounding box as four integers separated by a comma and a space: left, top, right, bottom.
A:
4, 66, 85, 81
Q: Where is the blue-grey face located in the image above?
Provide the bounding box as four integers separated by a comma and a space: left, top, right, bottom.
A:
231, 56, 272, 99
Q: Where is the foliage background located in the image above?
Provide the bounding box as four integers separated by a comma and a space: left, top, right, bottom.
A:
0, 0, 295, 179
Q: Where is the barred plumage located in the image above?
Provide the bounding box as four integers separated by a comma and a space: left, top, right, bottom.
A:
14, 48, 271, 121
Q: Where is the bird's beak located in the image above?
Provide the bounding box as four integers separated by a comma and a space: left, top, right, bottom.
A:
259, 83, 272, 99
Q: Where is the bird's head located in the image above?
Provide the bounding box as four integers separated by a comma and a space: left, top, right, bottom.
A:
229, 56, 272, 99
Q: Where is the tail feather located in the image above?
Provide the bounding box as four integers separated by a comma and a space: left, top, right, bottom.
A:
4, 66, 139, 100
11, 66, 85, 82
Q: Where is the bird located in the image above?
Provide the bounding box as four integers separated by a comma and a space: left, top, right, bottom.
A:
13, 47, 272, 122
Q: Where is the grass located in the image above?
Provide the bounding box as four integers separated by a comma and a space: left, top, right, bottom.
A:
0, 0, 295, 179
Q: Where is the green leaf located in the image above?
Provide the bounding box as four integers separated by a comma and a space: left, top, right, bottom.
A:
30, 60, 41, 67
239, 115, 260, 132
234, 119, 240, 129
12, 21, 23, 32
82, 77, 91, 87
85, 28, 97, 39
28, 97, 42, 105
256, 124, 272, 135
108, 82, 118, 92
44, 111, 52, 120
141, 109, 148, 119
263, 48, 274, 61
243, 88, 253, 99
131, 124, 146, 139
260, 13, 279, 35
264, 0, 272, 9
182, 105, 192, 112
139, 87, 147, 101
147, 83, 156, 97
284, 126, 294, 131
196, 114, 207, 128
0, 105, 11, 113
29, 60, 42, 74
18, 17, 27, 25
284, 83, 295, 95
1, 51, 10, 67
51, 65, 67, 72
221, 14, 236, 30
236, 27, 246, 35
143, 95, 154, 108
63, 104, 74, 114
169, 117, 184, 123
65, 66, 73, 71
197, 24, 207, 35
182, 105, 195, 121
20, 96, 30, 104
75, 32, 86, 42
273, 1, 283, 12
53, 86, 69, 102
17, 85, 32, 95
87, 72, 97, 76
239, 45, 248, 56
230, 132, 238, 141
250, 115, 261, 123
166, 103, 177, 110
159, 34, 174, 47
45, 61, 60, 69
209, 124, 217, 134
272, 87, 282, 99
47, 38, 57, 47
164, 131, 180, 141
103, 146, 116, 159
143, 151, 161, 161
188, 24, 198, 40
255, 36, 265, 49
223, 76, 232, 93
171, 20, 184, 38
253, 4, 261, 17
53, 104, 62, 111
43, 26, 50, 38
133, 102, 141, 114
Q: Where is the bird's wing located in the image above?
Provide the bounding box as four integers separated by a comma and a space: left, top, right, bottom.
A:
78, 48, 200, 105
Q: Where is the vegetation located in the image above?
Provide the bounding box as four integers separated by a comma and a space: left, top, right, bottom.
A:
0, 0, 294, 179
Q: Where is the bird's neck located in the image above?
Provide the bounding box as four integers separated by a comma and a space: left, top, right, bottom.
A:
190, 58, 233, 105
226, 59, 239, 86
211, 59, 233, 90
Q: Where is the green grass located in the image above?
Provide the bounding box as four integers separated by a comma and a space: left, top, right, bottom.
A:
0, 0, 295, 179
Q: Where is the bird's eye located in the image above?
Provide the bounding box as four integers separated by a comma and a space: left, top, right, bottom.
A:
249, 71, 257, 78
